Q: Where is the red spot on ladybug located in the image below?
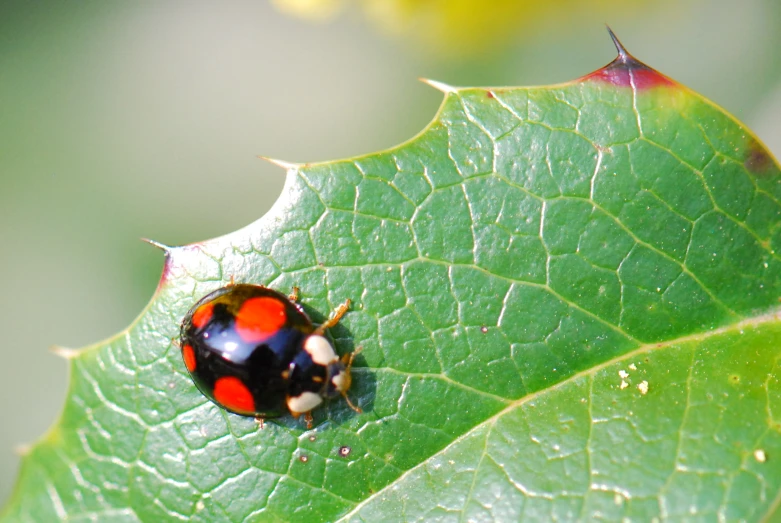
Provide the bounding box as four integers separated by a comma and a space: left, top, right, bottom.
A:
234, 296, 287, 342
182, 344, 197, 372
213, 376, 255, 414
191, 302, 214, 329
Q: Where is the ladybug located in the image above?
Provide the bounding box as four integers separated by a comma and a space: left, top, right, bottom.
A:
178, 283, 361, 428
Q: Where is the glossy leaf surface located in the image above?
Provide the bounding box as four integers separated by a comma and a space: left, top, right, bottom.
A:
3, 42, 781, 522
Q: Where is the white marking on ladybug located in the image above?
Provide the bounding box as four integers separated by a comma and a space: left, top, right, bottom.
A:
287, 392, 323, 414
332, 370, 347, 392
304, 335, 337, 365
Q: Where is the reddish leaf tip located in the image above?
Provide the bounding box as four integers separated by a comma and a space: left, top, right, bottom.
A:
579, 29, 675, 91
140, 237, 176, 292
745, 139, 777, 176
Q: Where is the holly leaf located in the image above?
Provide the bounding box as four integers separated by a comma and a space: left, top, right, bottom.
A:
3, 34, 781, 522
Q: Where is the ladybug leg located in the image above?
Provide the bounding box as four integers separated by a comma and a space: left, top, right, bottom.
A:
171, 337, 181, 349
254, 416, 265, 429
228, 275, 236, 287
314, 299, 351, 334
304, 412, 313, 430
288, 285, 300, 302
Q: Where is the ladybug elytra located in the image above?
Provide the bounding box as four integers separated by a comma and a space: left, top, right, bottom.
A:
179, 283, 360, 428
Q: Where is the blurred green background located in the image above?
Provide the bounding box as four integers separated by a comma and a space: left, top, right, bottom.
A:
2, 0, 780, 507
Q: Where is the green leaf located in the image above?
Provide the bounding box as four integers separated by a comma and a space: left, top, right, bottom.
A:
4, 39, 781, 522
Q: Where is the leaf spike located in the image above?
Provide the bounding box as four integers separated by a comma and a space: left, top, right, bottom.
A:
140, 237, 171, 252
605, 25, 630, 61
49, 345, 83, 360
419, 78, 456, 94
14, 444, 32, 457
257, 156, 300, 171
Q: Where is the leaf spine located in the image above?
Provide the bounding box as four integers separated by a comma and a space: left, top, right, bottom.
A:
140, 238, 171, 252
49, 345, 83, 360
257, 156, 300, 171
605, 25, 630, 61
419, 78, 457, 94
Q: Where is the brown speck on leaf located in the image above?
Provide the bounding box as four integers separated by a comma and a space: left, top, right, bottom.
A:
339, 446, 352, 457
480, 326, 488, 333
486, 90, 495, 99
745, 139, 776, 176
308, 435, 317, 442
299, 455, 309, 463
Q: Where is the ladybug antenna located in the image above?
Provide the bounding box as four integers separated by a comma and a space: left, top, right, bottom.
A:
341, 346, 363, 414
342, 346, 362, 369
342, 392, 362, 414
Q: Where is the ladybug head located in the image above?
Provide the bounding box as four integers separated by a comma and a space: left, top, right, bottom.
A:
302, 335, 362, 413
324, 360, 349, 398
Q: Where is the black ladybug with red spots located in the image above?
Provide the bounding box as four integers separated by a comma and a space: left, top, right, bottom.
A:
179, 283, 360, 428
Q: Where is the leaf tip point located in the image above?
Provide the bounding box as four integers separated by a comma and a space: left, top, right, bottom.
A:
580, 28, 673, 90
14, 444, 32, 457
49, 345, 82, 360
257, 156, 300, 171
140, 238, 171, 252
605, 25, 630, 61
419, 78, 456, 94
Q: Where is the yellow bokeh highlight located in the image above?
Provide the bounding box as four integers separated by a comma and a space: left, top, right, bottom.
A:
271, 0, 666, 55
270, 0, 345, 21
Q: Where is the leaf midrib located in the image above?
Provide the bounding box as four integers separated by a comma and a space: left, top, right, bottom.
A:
337, 308, 781, 521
